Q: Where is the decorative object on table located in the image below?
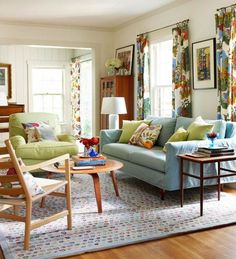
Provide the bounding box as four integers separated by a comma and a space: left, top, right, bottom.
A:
192, 38, 216, 89
105, 58, 122, 76
206, 132, 218, 147
101, 97, 127, 129
80, 137, 100, 157
115, 44, 134, 75
0, 63, 12, 99
0, 91, 8, 106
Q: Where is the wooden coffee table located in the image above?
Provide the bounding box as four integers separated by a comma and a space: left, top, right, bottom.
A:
42, 159, 123, 213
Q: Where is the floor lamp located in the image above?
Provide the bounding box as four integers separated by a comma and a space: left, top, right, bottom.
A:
101, 97, 127, 129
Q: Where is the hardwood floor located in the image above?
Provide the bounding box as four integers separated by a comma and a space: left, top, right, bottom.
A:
1, 188, 236, 259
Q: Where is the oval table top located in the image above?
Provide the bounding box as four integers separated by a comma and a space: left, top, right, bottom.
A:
42, 159, 123, 175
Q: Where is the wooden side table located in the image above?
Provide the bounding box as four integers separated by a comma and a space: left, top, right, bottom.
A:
178, 154, 236, 216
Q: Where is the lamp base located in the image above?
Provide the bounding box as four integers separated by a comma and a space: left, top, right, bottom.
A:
109, 114, 119, 129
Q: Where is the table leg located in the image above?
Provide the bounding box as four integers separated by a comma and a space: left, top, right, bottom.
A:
180, 157, 184, 207
217, 161, 221, 201
111, 170, 119, 197
200, 163, 204, 216
89, 173, 102, 213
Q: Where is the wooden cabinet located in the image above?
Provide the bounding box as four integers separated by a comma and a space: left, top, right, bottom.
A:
100, 75, 134, 129
0, 104, 25, 133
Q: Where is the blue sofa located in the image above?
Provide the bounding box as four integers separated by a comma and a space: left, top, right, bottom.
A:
100, 116, 236, 197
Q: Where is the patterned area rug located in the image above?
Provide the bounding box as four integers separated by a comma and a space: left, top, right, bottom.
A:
1, 172, 236, 259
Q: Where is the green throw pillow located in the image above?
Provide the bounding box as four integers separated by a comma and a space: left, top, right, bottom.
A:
163, 127, 189, 152
187, 116, 214, 140
118, 120, 151, 143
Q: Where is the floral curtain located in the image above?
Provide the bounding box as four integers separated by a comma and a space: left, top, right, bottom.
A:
216, 7, 236, 121
71, 57, 81, 139
136, 34, 151, 120
172, 22, 192, 117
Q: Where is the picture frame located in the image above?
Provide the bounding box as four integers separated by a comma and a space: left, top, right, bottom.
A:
192, 38, 216, 90
115, 44, 134, 75
0, 63, 12, 99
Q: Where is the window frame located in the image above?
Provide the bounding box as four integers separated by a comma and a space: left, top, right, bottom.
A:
28, 61, 70, 124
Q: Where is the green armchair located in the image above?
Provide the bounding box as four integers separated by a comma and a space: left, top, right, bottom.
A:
9, 112, 78, 165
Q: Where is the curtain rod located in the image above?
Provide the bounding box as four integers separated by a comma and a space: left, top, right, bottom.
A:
137, 19, 189, 37
217, 3, 236, 11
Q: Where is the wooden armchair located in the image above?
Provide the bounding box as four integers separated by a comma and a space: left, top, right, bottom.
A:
0, 139, 72, 250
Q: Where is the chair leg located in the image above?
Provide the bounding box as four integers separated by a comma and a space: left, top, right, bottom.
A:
24, 201, 32, 250
65, 183, 72, 230
40, 172, 53, 208
160, 189, 165, 200
13, 205, 19, 215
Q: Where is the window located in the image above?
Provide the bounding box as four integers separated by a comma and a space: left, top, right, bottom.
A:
31, 67, 65, 122
150, 39, 173, 117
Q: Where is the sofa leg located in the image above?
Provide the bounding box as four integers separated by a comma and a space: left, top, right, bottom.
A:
220, 184, 224, 191
160, 189, 165, 200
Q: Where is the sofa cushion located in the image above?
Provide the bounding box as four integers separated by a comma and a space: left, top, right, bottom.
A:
146, 116, 176, 147
129, 146, 166, 172
187, 116, 214, 140
103, 143, 142, 161
118, 120, 151, 143
225, 122, 236, 138
175, 116, 194, 131
15, 141, 78, 160
205, 119, 226, 139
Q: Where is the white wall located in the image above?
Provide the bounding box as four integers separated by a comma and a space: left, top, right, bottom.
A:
113, 0, 236, 120
0, 23, 114, 135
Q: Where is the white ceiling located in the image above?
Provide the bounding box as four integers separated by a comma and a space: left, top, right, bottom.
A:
0, 0, 183, 29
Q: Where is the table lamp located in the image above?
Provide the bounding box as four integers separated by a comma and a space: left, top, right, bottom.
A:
101, 97, 127, 129
0, 92, 8, 106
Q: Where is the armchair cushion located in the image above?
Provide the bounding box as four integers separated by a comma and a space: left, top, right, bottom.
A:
57, 134, 76, 143
15, 141, 78, 160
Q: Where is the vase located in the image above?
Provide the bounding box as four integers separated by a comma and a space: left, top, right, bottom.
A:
107, 67, 115, 76
83, 146, 92, 157
207, 137, 217, 148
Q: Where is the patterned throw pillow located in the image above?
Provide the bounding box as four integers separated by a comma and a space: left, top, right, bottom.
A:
22, 122, 58, 143
129, 124, 162, 149
129, 123, 149, 145
0, 159, 44, 198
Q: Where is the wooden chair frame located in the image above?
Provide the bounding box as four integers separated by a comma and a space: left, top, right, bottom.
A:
0, 140, 72, 250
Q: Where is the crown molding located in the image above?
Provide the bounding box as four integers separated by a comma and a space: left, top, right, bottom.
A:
0, 20, 114, 33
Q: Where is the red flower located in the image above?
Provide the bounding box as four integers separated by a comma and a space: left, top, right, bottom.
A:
80, 137, 99, 148
207, 132, 218, 139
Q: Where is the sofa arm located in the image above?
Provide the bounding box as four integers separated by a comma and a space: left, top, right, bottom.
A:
100, 129, 122, 151
9, 135, 26, 149
164, 138, 236, 190
57, 134, 76, 143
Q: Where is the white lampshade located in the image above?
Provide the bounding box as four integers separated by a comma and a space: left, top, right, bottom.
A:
101, 97, 127, 115
0, 92, 7, 106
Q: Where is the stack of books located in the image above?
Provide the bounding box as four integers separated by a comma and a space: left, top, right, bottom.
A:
72, 155, 107, 166
193, 146, 235, 157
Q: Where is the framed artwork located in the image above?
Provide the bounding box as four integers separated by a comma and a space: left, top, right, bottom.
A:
192, 38, 216, 89
115, 44, 134, 75
0, 63, 12, 98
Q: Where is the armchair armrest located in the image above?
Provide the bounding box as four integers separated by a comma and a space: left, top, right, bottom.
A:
100, 129, 122, 151
22, 154, 70, 172
57, 134, 76, 143
9, 136, 26, 149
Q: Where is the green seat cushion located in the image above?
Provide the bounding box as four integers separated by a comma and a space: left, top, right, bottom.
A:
118, 120, 151, 143
103, 143, 141, 161
187, 116, 214, 140
129, 146, 166, 172
15, 141, 78, 160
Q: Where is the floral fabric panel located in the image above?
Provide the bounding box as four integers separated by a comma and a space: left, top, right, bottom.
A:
71, 57, 81, 138
216, 8, 236, 121
129, 123, 149, 145
136, 34, 151, 120
172, 23, 192, 117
